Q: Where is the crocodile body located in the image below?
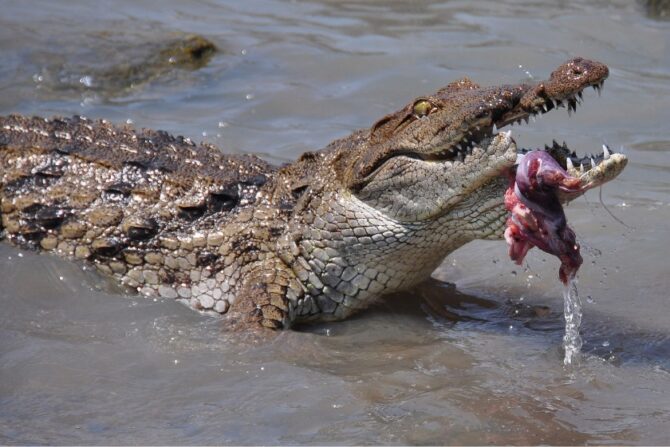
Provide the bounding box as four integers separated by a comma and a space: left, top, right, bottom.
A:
0, 58, 628, 329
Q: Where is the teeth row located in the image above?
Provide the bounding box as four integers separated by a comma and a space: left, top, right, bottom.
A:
506, 81, 605, 127
436, 139, 480, 162
593, 80, 605, 95
534, 80, 605, 117
452, 80, 606, 164
565, 144, 614, 175
439, 129, 514, 162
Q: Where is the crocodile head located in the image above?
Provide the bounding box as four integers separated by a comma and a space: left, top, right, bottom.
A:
335, 57, 627, 226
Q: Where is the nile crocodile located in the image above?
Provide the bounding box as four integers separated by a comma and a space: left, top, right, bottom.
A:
0, 57, 627, 330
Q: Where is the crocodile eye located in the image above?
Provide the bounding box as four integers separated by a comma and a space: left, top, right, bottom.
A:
413, 100, 433, 117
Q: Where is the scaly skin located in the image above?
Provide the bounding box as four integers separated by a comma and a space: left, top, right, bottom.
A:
0, 58, 627, 330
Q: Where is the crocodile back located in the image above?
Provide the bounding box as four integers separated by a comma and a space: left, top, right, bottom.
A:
0, 115, 279, 308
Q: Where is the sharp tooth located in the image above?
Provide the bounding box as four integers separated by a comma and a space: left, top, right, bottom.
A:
577, 91, 583, 100
580, 163, 585, 173
602, 144, 611, 160
493, 123, 498, 133
566, 157, 576, 173
531, 115, 536, 123
590, 157, 596, 168
476, 126, 481, 131
503, 130, 512, 138
542, 104, 548, 113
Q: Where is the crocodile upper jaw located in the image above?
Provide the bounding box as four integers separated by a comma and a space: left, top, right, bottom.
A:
335, 57, 625, 228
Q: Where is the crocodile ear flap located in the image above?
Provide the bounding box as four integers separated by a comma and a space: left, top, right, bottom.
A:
370, 109, 416, 143
370, 113, 399, 141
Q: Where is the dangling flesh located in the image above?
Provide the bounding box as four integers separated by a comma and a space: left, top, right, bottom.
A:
504, 150, 586, 284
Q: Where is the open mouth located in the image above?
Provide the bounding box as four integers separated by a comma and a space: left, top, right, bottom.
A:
423, 59, 626, 197
413, 58, 629, 283
480, 65, 627, 284
436, 78, 613, 173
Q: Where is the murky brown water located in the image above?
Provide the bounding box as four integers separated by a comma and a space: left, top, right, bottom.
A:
2, 0, 670, 444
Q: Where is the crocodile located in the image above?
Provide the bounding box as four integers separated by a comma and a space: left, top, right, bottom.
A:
0, 57, 627, 330
34, 33, 217, 98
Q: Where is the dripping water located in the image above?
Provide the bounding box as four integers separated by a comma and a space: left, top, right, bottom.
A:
563, 275, 583, 365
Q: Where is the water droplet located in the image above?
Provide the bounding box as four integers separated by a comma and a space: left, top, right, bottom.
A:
17, 252, 23, 258
79, 75, 93, 87
245, 93, 255, 100
241, 49, 247, 55
174, 359, 180, 364
218, 121, 229, 128
126, 118, 133, 124
59, 276, 64, 281
602, 340, 610, 347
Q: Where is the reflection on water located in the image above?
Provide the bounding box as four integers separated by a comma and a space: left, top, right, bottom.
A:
1, 0, 670, 444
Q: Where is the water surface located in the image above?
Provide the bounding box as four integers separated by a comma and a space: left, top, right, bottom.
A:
1, 0, 670, 444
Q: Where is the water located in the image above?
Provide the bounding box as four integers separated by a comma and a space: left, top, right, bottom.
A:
2, 0, 670, 444
563, 277, 583, 365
